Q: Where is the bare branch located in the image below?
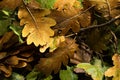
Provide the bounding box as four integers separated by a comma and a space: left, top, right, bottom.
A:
80, 14, 120, 31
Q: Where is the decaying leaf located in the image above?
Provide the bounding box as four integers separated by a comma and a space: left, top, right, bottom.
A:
89, 0, 120, 24
70, 44, 92, 64
36, 38, 78, 76
18, 7, 56, 52
77, 58, 107, 80
0, 31, 15, 50
50, 0, 91, 35
105, 54, 120, 80
54, 0, 76, 11
85, 28, 112, 53
5, 56, 20, 66
27, 0, 41, 9
14, 61, 27, 68
0, 52, 7, 60
0, 63, 12, 77
0, 0, 22, 10
55, 11, 91, 35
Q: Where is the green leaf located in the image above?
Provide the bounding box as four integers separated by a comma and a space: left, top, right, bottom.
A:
24, 0, 31, 4
2, 10, 10, 16
0, 20, 11, 36
43, 75, 53, 80
10, 72, 24, 80
36, 0, 56, 9
78, 0, 83, 3
77, 59, 107, 80
26, 70, 40, 80
60, 66, 78, 80
0, 9, 11, 19
9, 25, 23, 43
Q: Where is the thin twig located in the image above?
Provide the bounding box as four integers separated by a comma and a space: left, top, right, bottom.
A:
110, 30, 118, 51
105, 0, 111, 18
22, 0, 39, 30
80, 14, 120, 31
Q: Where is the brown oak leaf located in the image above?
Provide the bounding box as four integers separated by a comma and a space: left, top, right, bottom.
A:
0, 0, 22, 10
36, 38, 78, 76
50, 0, 91, 35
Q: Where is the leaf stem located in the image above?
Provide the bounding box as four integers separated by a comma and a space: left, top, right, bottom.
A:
22, 0, 39, 30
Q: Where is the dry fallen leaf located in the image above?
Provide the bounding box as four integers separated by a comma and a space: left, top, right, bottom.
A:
50, 0, 91, 35
5, 56, 20, 66
0, 32, 14, 50
54, 0, 76, 11
85, 28, 112, 53
14, 61, 27, 68
89, 0, 120, 24
36, 38, 78, 76
0, 52, 7, 60
18, 7, 56, 52
105, 54, 120, 80
0, 0, 22, 10
0, 63, 12, 77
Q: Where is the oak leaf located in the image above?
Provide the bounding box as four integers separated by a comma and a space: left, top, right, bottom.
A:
54, 0, 76, 11
50, 0, 91, 35
105, 54, 120, 80
18, 7, 56, 52
77, 58, 107, 80
0, 63, 12, 77
0, 0, 22, 10
36, 38, 78, 76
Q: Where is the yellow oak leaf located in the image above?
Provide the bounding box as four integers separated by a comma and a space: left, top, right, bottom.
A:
18, 7, 56, 52
40, 36, 65, 52
105, 54, 120, 80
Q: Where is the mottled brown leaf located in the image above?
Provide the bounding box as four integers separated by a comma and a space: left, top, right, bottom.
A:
50, 0, 91, 35
0, 63, 12, 77
85, 28, 112, 53
36, 38, 78, 76
5, 56, 20, 66
89, 0, 120, 24
14, 61, 27, 68
0, 52, 7, 60
0, 0, 22, 10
